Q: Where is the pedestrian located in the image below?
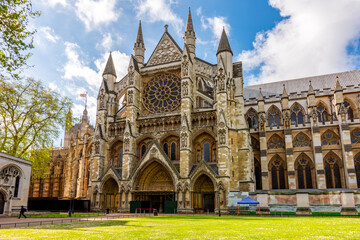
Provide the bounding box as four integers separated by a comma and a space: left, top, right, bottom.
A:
18, 206, 27, 219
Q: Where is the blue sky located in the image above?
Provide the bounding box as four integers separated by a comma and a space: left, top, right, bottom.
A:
27, 0, 360, 145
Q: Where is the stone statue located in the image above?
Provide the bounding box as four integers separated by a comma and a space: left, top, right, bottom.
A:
181, 55, 189, 77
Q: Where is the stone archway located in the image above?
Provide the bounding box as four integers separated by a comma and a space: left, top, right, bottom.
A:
193, 174, 215, 213
0, 192, 5, 214
101, 178, 119, 211
133, 161, 175, 213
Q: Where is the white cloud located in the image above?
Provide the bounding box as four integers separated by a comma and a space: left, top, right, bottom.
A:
135, 0, 183, 36
62, 42, 130, 122
34, 26, 60, 47
96, 33, 113, 52
49, 82, 58, 91
74, 0, 121, 31
201, 16, 230, 40
196, 7, 202, 16
238, 0, 360, 85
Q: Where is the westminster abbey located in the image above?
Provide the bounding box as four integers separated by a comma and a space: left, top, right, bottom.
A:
29, 9, 360, 214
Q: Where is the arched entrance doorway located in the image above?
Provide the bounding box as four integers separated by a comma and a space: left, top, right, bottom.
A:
193, 174, 215, 213
0, 192, 5, 214
101, 178, 119, 211
133, 161, 175, 213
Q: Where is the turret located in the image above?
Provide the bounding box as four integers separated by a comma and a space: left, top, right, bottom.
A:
102, 53, 117, 90
184, 8, 196, 58
216, 28, 233, 77
134, 20, 145, 65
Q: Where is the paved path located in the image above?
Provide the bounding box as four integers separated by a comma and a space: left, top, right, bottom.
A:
0, 213, 151, 229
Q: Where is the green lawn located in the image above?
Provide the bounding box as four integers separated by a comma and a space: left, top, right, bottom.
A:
1, 216, 359, 239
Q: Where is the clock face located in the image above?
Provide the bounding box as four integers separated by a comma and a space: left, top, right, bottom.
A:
143, 73, 181, 113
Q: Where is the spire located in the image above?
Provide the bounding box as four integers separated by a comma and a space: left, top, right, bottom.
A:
308, 80, 315, 95
282, 84, 288, 98
217, 27, 233, 55
103, 53, 117, 77
185, 7, 194, 34
334, 76, 342, 92
82, 107, 88, 123
258, 88, 264, 101
135, 20, 144, 47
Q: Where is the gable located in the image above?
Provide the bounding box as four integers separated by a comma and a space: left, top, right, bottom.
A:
146, 32, 182, 66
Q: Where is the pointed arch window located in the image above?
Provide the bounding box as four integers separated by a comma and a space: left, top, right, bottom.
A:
317, 103, 329, 124
269, 155, 287, 189
295, 154, 314, 189
344, 101, 354, 122
254, 158, 262, 190
251, 137, 260, 151
268, 106, 281, 128
324, 152, 343, 188
293, 133, 311, 148
321, 130, 339, 146
290, 103, 305, 126
268, 134, 284, 149
141, 145, 147, 159
163, 143, 169, 155
119, 149, 123, 168
171, 142, 177, 161
355, 154, 360, 188
351, 129, 360, 144
246, 109, 258, 129
203, 142, 210, 162
14, 176, 20, 198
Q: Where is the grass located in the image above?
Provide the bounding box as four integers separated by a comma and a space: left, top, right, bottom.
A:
1, 215, 360, 239
27, 213, 104, 218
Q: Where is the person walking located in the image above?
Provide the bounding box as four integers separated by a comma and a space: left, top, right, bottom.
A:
18, 206, 27, 219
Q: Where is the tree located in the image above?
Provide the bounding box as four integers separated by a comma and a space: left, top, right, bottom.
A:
0, 0, 40, 79
0, 78, 72, 159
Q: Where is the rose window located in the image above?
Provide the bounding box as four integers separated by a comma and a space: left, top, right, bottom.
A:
143, 73, 181, 113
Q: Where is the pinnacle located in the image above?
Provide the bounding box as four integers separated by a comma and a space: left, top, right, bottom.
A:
282, 84, 288, 98
103, 52, 117, 77
308, 80, 314, 95
185, 7, 194, 34
258, 88, 264, 101
135, 20, 144, 46
217, 27, 232, 55
334, 76, 342, 92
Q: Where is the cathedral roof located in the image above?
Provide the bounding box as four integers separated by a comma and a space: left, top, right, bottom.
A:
103, 53, 116, 77
217, 28, 232, 55
243, 69, 360, 99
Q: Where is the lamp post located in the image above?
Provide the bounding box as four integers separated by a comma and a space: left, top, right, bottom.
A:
217, 191, 221, 217
69, 189, 73, 217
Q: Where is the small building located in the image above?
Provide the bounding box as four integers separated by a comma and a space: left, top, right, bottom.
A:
0, 152, 32, 216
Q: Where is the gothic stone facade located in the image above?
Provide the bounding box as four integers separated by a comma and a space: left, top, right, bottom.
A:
31, 10, 360, 214
1, 152, 32, 216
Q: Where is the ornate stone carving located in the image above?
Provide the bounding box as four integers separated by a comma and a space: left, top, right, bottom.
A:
147, 35, 182, 66
216, 68, 226, 92
218, 128, 226, 145
181, 132, 188, 148
311, 107, 318, 123
99, 89, 105, 109
283, 109, 291, 129
339, 103, 347, 121
182, 81, 188, 96
143, 73, 181, 113
128, 90, 134, 104
124, 138, 130, 152
258, 112, 266, 131
181, 55, 189, 77
94, 141, 100, 154
128, 66, 134, 85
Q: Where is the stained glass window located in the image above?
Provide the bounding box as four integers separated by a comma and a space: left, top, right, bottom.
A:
295, 154, 314, 189
246, 109, 258, 129
290, 103, 305, 126
143, 73, 181, 113
344, 101, 354, 122
171, 142, 176, 161
293, 133, 311, 148
317, 103, 329, 124
268, 106, 281, 128
268, 134, 284, 149
324, 152, 343, 188
321, 130, 339, 145
204, 142, 210, 162
269, 156, 287, 189
351, 129, 360, 144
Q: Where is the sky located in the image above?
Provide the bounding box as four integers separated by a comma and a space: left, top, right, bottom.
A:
27, 0, 360, 146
